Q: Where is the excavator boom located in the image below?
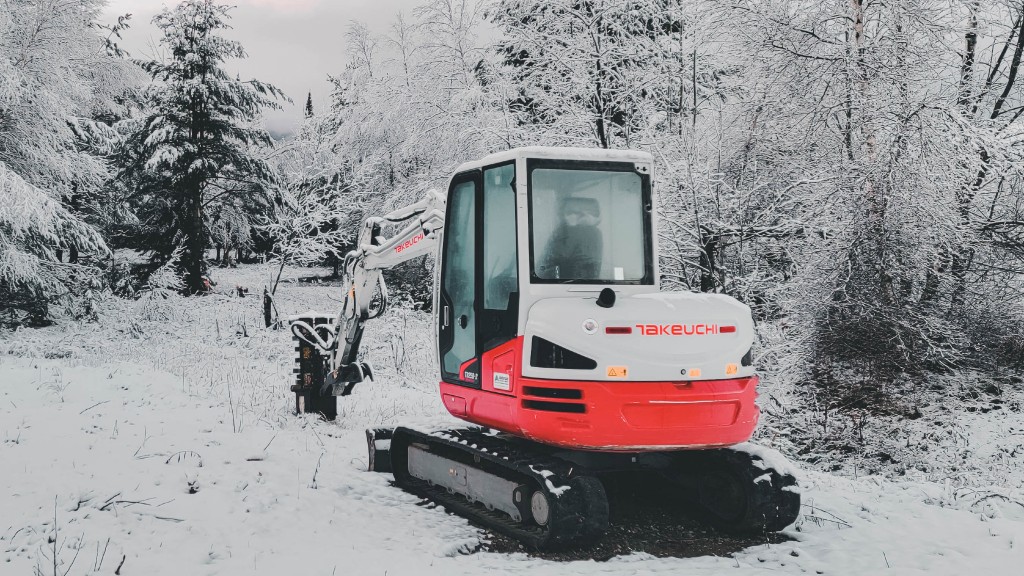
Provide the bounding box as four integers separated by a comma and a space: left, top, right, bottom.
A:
291, 189, 445, 396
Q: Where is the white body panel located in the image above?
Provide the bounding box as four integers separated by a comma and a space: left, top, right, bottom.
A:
522, 292, 756, 381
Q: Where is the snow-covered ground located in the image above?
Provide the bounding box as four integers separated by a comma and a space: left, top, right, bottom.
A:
2, 264, 1022, 575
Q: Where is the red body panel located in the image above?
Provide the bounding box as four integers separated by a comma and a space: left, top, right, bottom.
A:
439, 337, 759, 451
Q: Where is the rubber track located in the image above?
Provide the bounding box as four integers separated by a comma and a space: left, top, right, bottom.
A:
677, 448, 801, 534
390, 427, 608, 550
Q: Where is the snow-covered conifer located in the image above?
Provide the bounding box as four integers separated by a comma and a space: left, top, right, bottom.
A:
117, 0, 285, 293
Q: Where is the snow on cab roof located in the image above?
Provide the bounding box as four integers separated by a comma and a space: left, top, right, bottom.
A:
453, 146, 653, 174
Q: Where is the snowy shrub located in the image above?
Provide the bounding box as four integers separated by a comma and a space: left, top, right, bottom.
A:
103, 255, 138, 298
141, 246, 187, 297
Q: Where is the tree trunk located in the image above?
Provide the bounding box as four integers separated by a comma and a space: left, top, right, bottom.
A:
594, 70, 608, 148
263, 287, 273, 328
271, 254, 288, 295
699, 235, 718, 293
592, 13, 608, 149
951, 8, 1024, 310
183, 189, 208, 293
920, 250, 950, 307
849, 0, 890, 304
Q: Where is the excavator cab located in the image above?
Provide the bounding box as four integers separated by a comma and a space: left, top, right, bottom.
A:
438, 150, 656, 379
434, 148, 758, 451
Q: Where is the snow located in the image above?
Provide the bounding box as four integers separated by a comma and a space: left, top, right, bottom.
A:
1, 263, 1022, 575
528, 466, 571, 497
732, 442, 803, 479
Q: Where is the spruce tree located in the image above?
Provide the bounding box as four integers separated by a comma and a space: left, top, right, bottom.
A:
305, 92, 315, 118
119, 0, 284, 293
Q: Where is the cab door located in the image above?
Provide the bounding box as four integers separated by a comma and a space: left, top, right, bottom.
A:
439, 163, 520, 387
479, 162, 519, 351
438, 171, 480, 386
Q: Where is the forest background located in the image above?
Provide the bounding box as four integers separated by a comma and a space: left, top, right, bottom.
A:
3, 0, 1024, 468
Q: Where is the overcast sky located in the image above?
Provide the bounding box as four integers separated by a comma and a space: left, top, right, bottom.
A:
101, 0, 420, 137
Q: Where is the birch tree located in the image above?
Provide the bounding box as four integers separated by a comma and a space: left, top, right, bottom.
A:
714, 0, 1024, 391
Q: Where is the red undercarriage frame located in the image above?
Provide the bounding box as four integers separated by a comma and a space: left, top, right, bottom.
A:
440, 337, 759, 451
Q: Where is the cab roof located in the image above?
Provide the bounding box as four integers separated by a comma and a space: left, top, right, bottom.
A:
453, 147, 654, 175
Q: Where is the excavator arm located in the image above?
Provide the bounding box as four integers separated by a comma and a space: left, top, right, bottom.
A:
290, 189, 446, 396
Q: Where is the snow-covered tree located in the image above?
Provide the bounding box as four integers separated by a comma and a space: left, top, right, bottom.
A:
701, 0, 1024, 395
265, 113, 356, 292
329, 0, 502, 203
486, 0, 1024, 394
312, 1, 504, 308
492, 0, 714, 149
118, 0, 285, 293
0, 164, 107, 322
0, 0, 140, 322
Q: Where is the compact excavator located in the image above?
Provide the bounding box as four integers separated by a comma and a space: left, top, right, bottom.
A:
290, 147, 800, 550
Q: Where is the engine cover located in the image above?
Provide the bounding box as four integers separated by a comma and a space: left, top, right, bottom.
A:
522, 291, 756, 382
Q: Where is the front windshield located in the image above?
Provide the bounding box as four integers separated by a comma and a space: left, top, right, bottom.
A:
530, 166, 649, 283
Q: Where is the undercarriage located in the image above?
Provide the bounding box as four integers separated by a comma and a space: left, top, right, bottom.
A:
367, 427, 801, 551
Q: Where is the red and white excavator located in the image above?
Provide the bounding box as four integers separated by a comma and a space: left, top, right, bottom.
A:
290, 147, 800, 550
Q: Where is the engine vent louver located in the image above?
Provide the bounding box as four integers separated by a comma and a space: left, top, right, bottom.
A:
522, 400, 587, 414
529, 337, 597, 370
522, 386, 583, 400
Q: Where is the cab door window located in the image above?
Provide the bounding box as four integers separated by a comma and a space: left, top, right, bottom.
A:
439, 177, 477, 382
480, 163, 518, 349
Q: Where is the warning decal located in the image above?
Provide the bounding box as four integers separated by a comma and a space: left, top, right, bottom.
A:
606, 366, 628, 378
